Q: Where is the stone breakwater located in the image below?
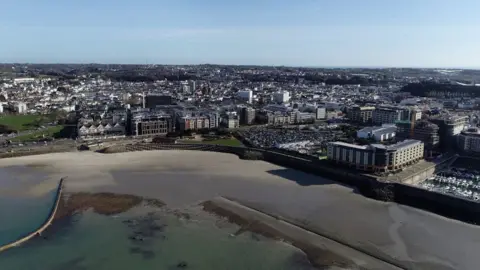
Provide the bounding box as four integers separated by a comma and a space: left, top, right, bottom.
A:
202, 197, 403, 270
0, 178, 64, 253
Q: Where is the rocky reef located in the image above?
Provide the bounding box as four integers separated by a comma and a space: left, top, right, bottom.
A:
55, 192, 165, 219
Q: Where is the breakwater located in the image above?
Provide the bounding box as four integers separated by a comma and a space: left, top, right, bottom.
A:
102, 143, 480, 225
0, 178, 65, 253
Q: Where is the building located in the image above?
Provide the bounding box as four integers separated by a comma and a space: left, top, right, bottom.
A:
130, 111, 173, 136
316, 107, 326, 120
144, 94, 173, 108
430, 115, 468, 151
357, 125, 396, 142
178, 115, 211, 131
78, 118, 126, 139
237, 90, 253, 103
327, 140, 424, 173
372, 106, 421, 125
175, 110, 219, 131
273, 91, 290, 103
348, 106, 375, 123
222, 114, 239, 129
396, 120, 439, 151
458, 128, 480, 154
294, 111, 315, 124
14, 78, 35, 84
15, 102, 27, 114
189, 80, 196, 92
239, 107, 255, 125
372, 106, 402, 124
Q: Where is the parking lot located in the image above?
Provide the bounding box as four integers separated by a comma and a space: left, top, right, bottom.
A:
239, 126, 342, 154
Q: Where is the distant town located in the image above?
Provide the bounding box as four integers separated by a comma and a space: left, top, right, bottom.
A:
1, 63, 480, 201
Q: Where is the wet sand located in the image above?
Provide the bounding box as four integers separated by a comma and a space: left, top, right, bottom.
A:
0, 151, 479, 269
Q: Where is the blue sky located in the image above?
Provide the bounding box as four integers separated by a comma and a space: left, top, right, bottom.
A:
0, 0, 479, 67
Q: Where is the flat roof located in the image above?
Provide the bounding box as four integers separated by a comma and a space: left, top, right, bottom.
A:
330, 141, 369, 150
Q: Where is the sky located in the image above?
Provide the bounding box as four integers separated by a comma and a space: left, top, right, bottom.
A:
0, 0, 479, 68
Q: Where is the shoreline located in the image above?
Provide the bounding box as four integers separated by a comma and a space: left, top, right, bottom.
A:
0, 150, 477, 269
0, 178, 64, 253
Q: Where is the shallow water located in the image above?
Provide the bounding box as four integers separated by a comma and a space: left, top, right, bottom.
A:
0, 166, 57, 246
0, 206, 314, 270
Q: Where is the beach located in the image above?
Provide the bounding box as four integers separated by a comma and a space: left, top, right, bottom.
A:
0, 150, 479, 269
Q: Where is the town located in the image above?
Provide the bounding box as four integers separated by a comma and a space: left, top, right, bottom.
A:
1, 64, 480, 201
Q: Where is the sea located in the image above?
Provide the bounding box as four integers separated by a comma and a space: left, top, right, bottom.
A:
0, 167, 315, 270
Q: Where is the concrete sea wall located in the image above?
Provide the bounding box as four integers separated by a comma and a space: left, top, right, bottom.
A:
102, 143, 480, 225
0, 178, 64, 253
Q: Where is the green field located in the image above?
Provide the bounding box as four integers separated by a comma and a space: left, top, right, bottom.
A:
0, 114, 57, 132
182, 138, 244, 147
11, 125, 64, 142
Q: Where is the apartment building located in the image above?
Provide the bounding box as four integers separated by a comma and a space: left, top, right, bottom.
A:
327, 139, 424, 172
372, 107, 402, 124
348, 106, 375, 123
372, 106, 421, 125
458, 128, 480, 153
396, 120, 439, 150
130, 111, 173, 136
430, 115, 468, 151
178, 115, 211, 131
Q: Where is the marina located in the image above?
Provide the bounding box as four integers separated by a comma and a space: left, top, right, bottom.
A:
420, 168, 480, 201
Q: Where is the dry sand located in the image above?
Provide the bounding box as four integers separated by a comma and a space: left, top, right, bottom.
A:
1, 151, 479, 270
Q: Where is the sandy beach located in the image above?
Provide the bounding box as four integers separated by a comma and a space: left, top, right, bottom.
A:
0, 150, 479, 269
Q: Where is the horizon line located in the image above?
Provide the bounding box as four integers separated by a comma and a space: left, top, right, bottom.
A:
0, 62, 479, 70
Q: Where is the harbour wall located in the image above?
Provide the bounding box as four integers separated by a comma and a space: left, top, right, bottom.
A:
0, 178, 64, 253
102, 143, 480, 225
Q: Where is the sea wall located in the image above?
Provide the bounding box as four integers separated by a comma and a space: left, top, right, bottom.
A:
0, 178, 64, 253
0, 145, 75, 159
101, 143, 480, 225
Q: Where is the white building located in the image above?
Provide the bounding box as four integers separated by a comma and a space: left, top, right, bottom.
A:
357, 125, 396, 142
316, 107, 326, 120
14, 78, 35, 84
15, 102, 27, 114
237, 90, 253, 103
274, 91, 290, 103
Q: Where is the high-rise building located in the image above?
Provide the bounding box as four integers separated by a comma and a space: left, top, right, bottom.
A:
316, 107, 326, 120
237, 90, 253, 103
240, 107, 256, 125
273, 91, 290, 103
430, 115, 468, 151
189, 80, 196, 92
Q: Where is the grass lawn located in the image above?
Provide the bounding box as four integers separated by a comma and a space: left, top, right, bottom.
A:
181, 138, 244, 147
11, 125, 64, 142
0, 114, 57, 132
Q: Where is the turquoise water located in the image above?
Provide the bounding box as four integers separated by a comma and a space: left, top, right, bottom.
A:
0, 188, 57, 246
0, 207, 314, 270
